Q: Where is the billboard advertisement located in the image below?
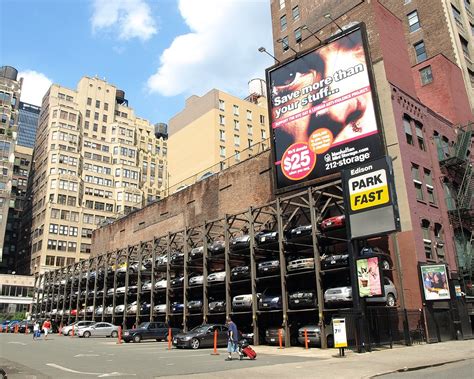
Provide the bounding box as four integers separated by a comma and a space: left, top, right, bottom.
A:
420, 264, 450, 301
267, 24, 384, 192
356, 256, 383, 297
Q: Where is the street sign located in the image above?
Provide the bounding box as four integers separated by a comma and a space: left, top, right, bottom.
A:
333, 318, 348, 348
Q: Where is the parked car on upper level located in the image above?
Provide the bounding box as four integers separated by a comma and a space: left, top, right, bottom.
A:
170, 252, 184, 266
189, 275, 204, 286
287, 257, 314, 272
319, 215, 345, 232
324, 278, 397, 306
153, 304, 166, 314
209, 240, 225, 256
189, 246, 204, 261
170, 276, 185, 288
231, 265, 250, 281
257, 260, 280, 276
187, 300, 203, 313
207, 271, 226, 283
230, 235, 251, 252
359, 246, 393, 270
288, 290, 316, 309
258, 294, 282, 310
321, 253, 349, 270
78, 322, 119, 338
171, 302, 184, 313
285, 224, 312, 241
173, 324, 228, 349
255, 230, 279, 248
232, 294, 261, 311
123, 322, 181, 343
208, 300, 225, 313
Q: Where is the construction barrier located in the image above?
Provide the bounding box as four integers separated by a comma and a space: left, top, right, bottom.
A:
278, 328, 283, 349
211, 329, 219, 355
167, 328, 172, 350
304, 328, 309, 350
117, 326, 122, 344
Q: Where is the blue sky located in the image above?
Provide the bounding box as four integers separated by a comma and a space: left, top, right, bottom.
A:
1, 0, 273, 124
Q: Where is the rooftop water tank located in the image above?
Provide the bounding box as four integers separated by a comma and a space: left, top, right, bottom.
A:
154, 123, 168, 139
248, 78, 266, 97
0, 66, 18, 81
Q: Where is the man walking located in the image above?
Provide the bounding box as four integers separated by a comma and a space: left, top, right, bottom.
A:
33, 321, 40, 340
225, 317, 241, 361
42, 318, 51, 340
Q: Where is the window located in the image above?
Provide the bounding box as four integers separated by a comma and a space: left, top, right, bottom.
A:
86, 109, 91, 118
295, 28, 302, 43
219, 115, 225, 125
233, 105, 239, 116
220, 146, 226, 157
248, 139, 253, 148
260, 115, 265, 124
282, 36, 289, 51
414, 122, 425, 151
219, 99, 225, 111
104, 102, 109, 111
49, 224, 58, 234
219, 129, 225, 141
57, 240, 67, 251
59, 225, 68, 235
424, 169, 436, 204
45, 255, 55, 266
292, 6, 300, 20
56, 256, 65, 267
248, 124, 253, 135
261, 129, 267, 139
67, 257, 75, 265
95, 100, 100, 108
234, 119, 240, 130
279, 0, 285, 9
102, 115, 107, 123
460, 35, 470, 57
235, 151, 241, 162
403, 116, 413, 145
234, 135, 240, 146
407, 10, 420, 32
414, 41, 427, 62
421, 219, 432, 259
87, 97, 92, 106
280, 15, 287, 31
434, 223, 444, 258
47, 239, 57, 251
68, 242, 77, 252
411, 164, 423, 200
246, 110, 252, 121
419, 66, 433, 85
452, 5, 462, 25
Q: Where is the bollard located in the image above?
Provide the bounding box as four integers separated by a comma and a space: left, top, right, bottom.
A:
58, 324, 63, 336
15, 325, 19, 334
167, 328, 172, 350
116, 326, 122, 344
278, 328, 283, 349
25, 325, 29, 335
211, 329, 219, 355
304, 328, 309, 350
0, 326, 3, 333
71, 325, 75, 337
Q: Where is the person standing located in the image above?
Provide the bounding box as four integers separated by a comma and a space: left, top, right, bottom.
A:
42, 319, 51, 340
225, 317, 241, 361
33, 321, 40, 340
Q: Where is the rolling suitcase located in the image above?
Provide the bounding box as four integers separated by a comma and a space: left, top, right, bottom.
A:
241, 345, 257, 360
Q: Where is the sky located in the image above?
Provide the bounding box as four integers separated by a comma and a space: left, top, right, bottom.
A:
0, 0, 274, 124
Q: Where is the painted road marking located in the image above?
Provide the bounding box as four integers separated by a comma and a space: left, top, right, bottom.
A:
7, 341, 27, 346
74, 354, 100, 357
46, 363, 136, 377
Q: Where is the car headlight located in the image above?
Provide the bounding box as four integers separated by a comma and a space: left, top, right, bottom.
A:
183, 336, 192, 341
124, 332, 129, 336
265, 330, 269, 336
272, 297, 280, 302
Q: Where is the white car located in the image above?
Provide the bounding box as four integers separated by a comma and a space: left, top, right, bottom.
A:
62, 321, 95, 336
95, 306, 104, 315
115, 304, 125, 314
51, 309, 58, 315
78, 322, 119, 338
155, 279, 167, 289
207, 271, 226, 283
127, 301, 139, 314
86, 305, 94, 314
153, 304, 166, 313
189, 275, 204, 285
105, 305, 114, 315
287, 258, 314, 272
232, 294, 261, 311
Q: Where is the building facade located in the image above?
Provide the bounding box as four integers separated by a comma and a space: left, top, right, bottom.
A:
17, 102, 40, 149
167, 84, 269, 189
0, 66, 22, 271
0, 274, 34, 315
28, 76, 168, 274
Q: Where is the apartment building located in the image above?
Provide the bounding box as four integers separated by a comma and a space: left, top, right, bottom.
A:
17, 102, 40, 149
0, 66, 22, 271
28, 76, 168, 274
168, 82, 269, 188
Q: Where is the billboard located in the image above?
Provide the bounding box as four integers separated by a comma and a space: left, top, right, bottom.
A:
420, 264, 450, 301
267, 24, 384, 192
356, 256, 383, 297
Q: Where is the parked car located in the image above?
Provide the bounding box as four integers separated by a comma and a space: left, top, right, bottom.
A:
170, 252, 185, 266
287, 257, 314, 272
155, 255, 168, 268
18, 320, 34, 334
170, 276, 185, 288
359, 246, 393, 270
85, 305, 94, 314
189, 275, 204, 286
129, 262, 147, 273
324, 286, 352, 304
208, 300, 225, 313
142, 281, 153, 291
367, 278, 397, 306
123, 322, 181, 343
288, 290, 316, 309
265, 327, 285, 345
171, 302, 184, 313
231, 265, 250, 280
255, 230, 279, 248
115, 304, 125, 314
285, 224, 312, 241
155, 279, 167, 289
230, 235, 251, 252
209, 240, 225, 255
257, 259, 280, 276
62, 320, 95, 336
77, 322, 119, 338
189, 246, 204, 261
153, 304, 166, 314
319, 215, 345, 231
297, 325, 334, 347
258, 294, 282, 310
232, 294, 260, 311
126, 301, 140, 314
324, 279, 397, 306
95, 305, 104, 316
187, 300, 203, 313
105, 305, 114, 315
207, 271, 226, 283
173, 324, 228, 349
116, 286, 138, 294
321, 253, 349, 270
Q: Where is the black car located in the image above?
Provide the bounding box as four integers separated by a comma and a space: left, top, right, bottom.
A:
231, 265, 250, 280
257, 259, 280, 276
173, 324, 228, 349
170, 252, 184, 266
230, 235, 251, 252
288, 290, 316, 309
258, 294, 282, 310
321, 253, 349, 270
208, 300, 225, 313
209, 240, 225, 256
122, 322, 181, 343
255, 230, 279, 248
285, 224, 312, 240
189, 246, 204, 261
170, 276, 184, 288
18, 320, 34, 333
359, 246, 392, 270
187, 300, 203, 313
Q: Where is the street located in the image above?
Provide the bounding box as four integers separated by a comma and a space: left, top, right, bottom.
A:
382, 359, 473, 379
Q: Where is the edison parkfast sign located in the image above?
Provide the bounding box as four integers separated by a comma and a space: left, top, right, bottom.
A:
266, 24, 385, 193
342, 157, 400, 239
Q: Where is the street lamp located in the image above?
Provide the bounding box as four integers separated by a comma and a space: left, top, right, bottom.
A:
324, 13, 344, 33
258, 47, 281, 63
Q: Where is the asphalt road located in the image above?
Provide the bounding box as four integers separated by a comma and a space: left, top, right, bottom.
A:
0, 333, 320, 378
382, 359, 474, 379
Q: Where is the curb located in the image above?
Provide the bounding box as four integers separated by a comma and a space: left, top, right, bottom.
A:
370, 358, 471, 378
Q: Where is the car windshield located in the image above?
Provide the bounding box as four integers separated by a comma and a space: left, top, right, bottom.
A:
138, 322, 149, 328
191, 325, 211, 333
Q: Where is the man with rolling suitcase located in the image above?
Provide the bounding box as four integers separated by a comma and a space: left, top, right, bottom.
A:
225, 317, 242, 361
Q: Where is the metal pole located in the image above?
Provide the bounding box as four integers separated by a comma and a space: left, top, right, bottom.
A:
122, 246, 132, 330
223, 216, 232, 319
136, 243, 144, 325
83, 259, 92, 321
67, 266, 76, 325
183, 229, 189, 333
150, 239, 157, 322
111, 250, 119, 324
101, 253, 111, 322
92, 257, 99, 322
165, 233, 171, 326
75, 266, 82, 323
202, 224, 209, 324
248, 208, 259, 346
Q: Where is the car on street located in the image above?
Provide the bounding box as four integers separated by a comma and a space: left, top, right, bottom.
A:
265, 327, 284, 345
173, 324, 228, 349
208, 300, 225, 313
297, 325, 334, 347
123, 322, 181, 343
231, 265, 250, 280
77, 322, 119, 338
288, 290, 316, 309
258, 294, 282, 310
257, 259, 280, 276
287, 257, 314, 272
62, 320, 95, 336
18, 320, 34, 333
207, 271, 226, 283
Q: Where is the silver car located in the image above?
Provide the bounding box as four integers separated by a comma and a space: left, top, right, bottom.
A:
62, 321, 95, 336
189, 275, 204, 285
287, 258, 314, 272
78, 322, 119, 338
153, 304, 166, 313
207, 271, 226, 282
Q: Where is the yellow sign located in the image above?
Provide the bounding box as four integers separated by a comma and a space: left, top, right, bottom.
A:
333, 318, 348, 348
348, 169, 389, 211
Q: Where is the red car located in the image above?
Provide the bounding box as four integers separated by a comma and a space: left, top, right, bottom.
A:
319, 215, 345, 231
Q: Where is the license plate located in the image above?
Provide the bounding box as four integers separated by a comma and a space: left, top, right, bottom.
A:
331, 260, 336, 264
294, 299, 299, 303
263, 303, 268, 307
264, 268, 268, 271
270, 338, 275, 342
296, 231, 301, 234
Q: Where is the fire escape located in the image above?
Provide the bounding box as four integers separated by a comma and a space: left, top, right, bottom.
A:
438, 123, 473, 292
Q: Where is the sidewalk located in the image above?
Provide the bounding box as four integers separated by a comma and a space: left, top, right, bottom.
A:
162, 340, 474, 379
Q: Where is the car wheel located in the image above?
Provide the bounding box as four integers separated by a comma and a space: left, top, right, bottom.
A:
133, 334, 142, 343
382, 260, 390, 270
111, 331, 118, 338
83, 331, 91, 338
327, 335, 334, 348
386, 294, 396, 307
191, 338, 200, 349
67, 330, 72, 336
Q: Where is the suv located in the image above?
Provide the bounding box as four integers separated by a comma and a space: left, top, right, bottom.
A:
62, 320, 95, 336
257, 260, 280, 276
232, 294, 261, 311
231, 265, 250, 280
288, 290, 316, 309
123, 322, 181, 343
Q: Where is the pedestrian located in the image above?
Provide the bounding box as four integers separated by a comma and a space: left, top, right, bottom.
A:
33, 321, 40, 340
225, 317, 241, 361
42, 318, 51, 340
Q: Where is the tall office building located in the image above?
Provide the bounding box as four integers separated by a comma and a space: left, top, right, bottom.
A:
168, 82, 269, 188
17, 102, 40, 148
28, 76, 168, 274
0, 66, 22, 271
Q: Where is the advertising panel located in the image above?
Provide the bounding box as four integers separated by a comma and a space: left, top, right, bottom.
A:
420, 264, 450, 301
267, 24, 384, 192
333, 318, 348, 348
356, 256, 383, 297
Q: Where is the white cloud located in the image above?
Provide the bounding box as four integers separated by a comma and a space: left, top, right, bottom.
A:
147, 0, 273, 97
91, 0, 157, 41
18, 70, 53, 106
